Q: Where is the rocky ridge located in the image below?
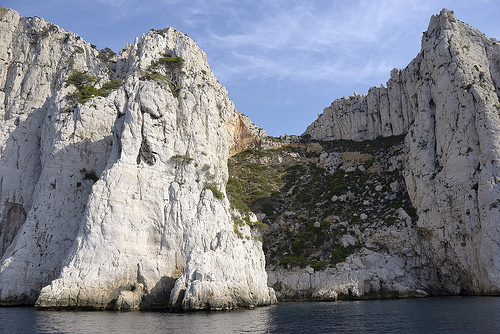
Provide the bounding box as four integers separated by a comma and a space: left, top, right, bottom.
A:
0, 7, 274, 309
299, 9, 500, 296
1, 6, 500, 309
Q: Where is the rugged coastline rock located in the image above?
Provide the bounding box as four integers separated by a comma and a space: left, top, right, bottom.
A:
296, 9, 500, 297
1, 5, 500, 309
0, 7, 274, 309
228, 135, 433, 301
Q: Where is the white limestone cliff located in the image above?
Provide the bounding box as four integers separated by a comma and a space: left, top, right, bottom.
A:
0, 7, 111, 304
300, 9, 500, 296
0, 7, 275, 309
3, 4, 500, 309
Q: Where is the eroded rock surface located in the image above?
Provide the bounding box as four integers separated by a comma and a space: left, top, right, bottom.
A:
298, 9, 500, 296
0, 7, 274, 309
2, 6, 500, 308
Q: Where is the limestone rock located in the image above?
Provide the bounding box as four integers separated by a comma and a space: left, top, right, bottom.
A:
0, 7, 274, 309
169, 243, 275, 310
115, 283, 145, 311
269, 220, 428, 301
302, 9, 500, 295
317, 152, 343, 173
227, 112, 280, 155
269, 249, 425, 301
0, 7, 112, 305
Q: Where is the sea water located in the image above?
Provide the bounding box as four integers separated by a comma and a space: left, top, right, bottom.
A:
1, 296, 500, 333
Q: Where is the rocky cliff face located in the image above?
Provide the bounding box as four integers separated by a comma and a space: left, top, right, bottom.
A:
0, 7, 275, 309
301, 9, 500, 295
1, 6, 499, 309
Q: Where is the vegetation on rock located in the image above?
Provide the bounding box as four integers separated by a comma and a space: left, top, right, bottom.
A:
140, 53, 185, 97
80, 168, 99, 183
204, 182, 224, 200
227, 135, 418, 271
65, 69, 124, 106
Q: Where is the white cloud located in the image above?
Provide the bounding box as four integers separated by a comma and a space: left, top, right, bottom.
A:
193, 0, 434, 87
91, 0, 158, 19
85, 0, 500, 90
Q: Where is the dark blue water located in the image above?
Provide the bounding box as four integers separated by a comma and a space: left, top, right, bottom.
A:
1, 297, 500, 333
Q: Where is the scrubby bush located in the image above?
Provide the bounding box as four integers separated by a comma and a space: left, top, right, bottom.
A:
98, 47, 116, 62
65, 69, 124, 105
170, 154, 193, 163
80, 168, 98, 182
204, 182, 224, 199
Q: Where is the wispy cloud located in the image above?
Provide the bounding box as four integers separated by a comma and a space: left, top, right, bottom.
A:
85, 0, 498, 90
192, 0, 431, 87
91, 0, 157, 19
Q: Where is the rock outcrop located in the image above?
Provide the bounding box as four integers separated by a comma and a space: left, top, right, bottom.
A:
228, 135, 433, 301
0, 7, 274, 309
2, 5, 500, 309
301, 9, 500, 296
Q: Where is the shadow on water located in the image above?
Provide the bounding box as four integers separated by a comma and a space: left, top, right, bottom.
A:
2, 296, 500, 334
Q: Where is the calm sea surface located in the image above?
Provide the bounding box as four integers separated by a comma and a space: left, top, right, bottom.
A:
1, 296, 500, 334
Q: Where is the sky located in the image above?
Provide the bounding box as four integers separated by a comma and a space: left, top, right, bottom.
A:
3, 1, 500, 136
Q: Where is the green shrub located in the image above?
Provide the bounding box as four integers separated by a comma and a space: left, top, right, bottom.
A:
170, 154, 193, 163
261, 203, 275, 216
99, 79, 125, 95
80, 168, 98, 182
248, 220, 268, 228
156, 56, 185, 67
205, 182, 224, 199
226, 176, 251, 213
384, 216, 397, 226
232, 217, 244, 239
65, 70, 124, 105
148, 55, 185, 72
41, 24, 58, 37
142, 55, 185, 98
330, 245, 360, 266
98, 47, 116, 62
66, 69, 96, 90
151, 29, 166, 37
140, 72, 168, 82
310, 260, 328, 271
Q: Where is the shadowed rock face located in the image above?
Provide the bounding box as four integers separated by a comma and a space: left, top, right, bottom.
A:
0, 6, 275, 309
0, 202, 26, 256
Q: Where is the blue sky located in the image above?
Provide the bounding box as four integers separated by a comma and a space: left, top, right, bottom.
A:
3, 1, 500, 136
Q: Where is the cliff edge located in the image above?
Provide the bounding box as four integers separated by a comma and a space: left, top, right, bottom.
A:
0, 7, 274, 309
302, 9, 500, 295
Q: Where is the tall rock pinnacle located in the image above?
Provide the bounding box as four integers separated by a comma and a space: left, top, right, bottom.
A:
0, 7, 275, 309
305, 8, 500, 294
